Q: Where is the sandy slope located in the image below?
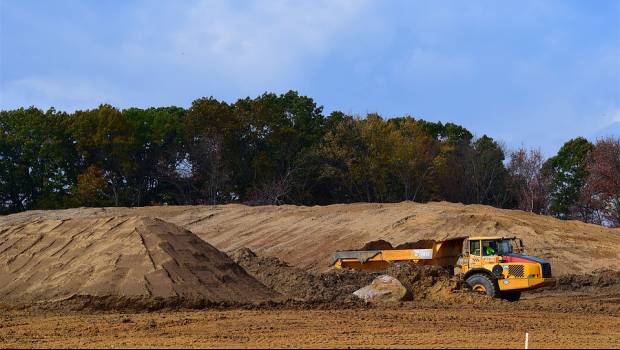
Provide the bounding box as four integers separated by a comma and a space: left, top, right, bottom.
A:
0, 216, 275, 307
2, 201, 619, 275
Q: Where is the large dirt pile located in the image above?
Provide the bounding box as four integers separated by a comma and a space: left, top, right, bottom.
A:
4, 202, 618, 275
0, 216, 277, 309
230, 248, 374, 304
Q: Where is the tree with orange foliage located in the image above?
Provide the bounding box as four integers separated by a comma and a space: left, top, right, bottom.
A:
582, 137, 620, 227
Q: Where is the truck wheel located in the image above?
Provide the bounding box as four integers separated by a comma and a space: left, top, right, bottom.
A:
466, 274, 498, 298
501, 291, 521, 302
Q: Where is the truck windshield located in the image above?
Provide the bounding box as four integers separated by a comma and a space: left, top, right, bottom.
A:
481, 239, 514, 256
497, 240, 513, 255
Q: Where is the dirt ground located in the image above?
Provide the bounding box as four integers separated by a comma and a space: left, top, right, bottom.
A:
3, 281, 620, 349
2, 302, 619, 349
2, 202, 620, 348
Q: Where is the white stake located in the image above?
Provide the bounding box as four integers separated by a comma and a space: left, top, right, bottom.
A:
525, 332, 529, 349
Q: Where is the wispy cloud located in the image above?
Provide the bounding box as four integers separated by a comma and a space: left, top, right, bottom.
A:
123, 0, 373, 90
1, 0, 617, 154
402, 48, 474, 80
0, 77, 118, 112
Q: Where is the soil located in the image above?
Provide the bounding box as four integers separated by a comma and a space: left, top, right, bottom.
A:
1, 305, 619, 348
383, 263, 496, 304
3, 201, 619, 275
0, 216, 276, 309
554, 268, 620, 290
1, 202, 620, 347
230, 248, 493, 305
230, 247, 375, 304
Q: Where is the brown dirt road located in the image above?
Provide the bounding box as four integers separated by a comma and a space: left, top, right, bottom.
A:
2, 304, 619, 349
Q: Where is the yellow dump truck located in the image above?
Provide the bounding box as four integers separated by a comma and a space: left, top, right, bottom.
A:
331, 236, 555, 301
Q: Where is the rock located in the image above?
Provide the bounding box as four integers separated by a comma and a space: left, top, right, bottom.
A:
353, 275, 411, 302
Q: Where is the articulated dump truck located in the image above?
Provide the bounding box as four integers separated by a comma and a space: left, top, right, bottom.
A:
332, 236, 555, 301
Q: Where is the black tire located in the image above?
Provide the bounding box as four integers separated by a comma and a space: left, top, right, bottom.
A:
501, 291, 522, 302
466, 273, 499, 298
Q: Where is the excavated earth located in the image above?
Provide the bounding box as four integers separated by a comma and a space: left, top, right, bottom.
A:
230, 248, 494, 306
0, 216, 277, 311
229, 247, 375, 305
1, 202, 620, 348
3, 201, 619, 275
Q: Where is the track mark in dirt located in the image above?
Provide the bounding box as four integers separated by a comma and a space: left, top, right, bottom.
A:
185, 213, 216, 226
49, 226, 91, 258
101, 217, 129, 235
143, 276, 153, 297
136, 228, 157, 270
389, 214, 416, 229
6, 234, 44, 265
33, 238, 57, 256
47, 220, 67, 232
0, 235, 25, 255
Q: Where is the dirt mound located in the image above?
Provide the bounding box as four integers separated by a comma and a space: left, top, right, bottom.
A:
230, 248, 375, 304
555, 269, 620, 290
394, 240, 438, 249
384, 263, 453, 292
0, 217, 277, 309
383, 263, 496, 304
5, 202, 618, 275
230, 247, 324, 301
231, 248, 491, 305
360, 240, 395, 250
319, 269, 378, 299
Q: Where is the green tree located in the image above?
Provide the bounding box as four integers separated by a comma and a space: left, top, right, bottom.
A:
419, 120, 473, 144
0, 107, 77, 213
311, 115, 368, 202
388, 117, 439, 201
544, 137, 594, 219
233, 91, 325, 203
123, 106, 186, 205
184, 97, 238, 204
436, 135, 508, 206
70, 104, 138, 206
469, 135, 509, 206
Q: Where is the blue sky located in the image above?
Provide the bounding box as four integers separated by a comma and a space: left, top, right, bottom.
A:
1, 0, 619, 155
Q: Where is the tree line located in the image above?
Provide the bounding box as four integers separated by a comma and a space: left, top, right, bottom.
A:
1, 90, 618, 227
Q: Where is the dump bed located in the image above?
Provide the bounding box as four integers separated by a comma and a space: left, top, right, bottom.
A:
331, 249, 433, 271
332, 237, 466, 271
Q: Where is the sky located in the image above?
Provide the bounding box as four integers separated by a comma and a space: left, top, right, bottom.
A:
1, 0, 619, 156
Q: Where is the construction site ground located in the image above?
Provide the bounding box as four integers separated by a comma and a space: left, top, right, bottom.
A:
2, 272, 620, 349
1, 202, 620, 348
2, 296, 619, 349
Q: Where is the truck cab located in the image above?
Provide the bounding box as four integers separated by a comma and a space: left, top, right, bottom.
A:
458, 236, 555, 301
